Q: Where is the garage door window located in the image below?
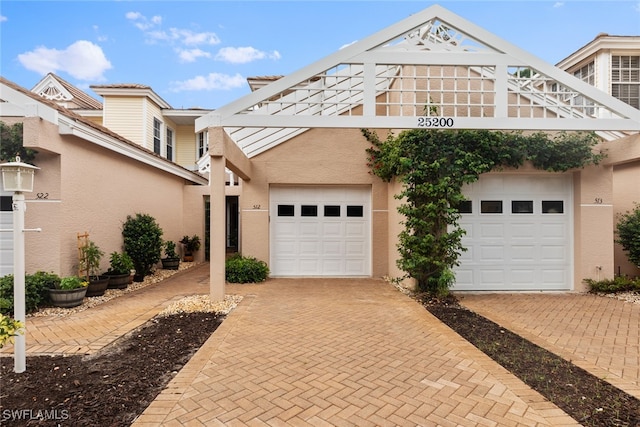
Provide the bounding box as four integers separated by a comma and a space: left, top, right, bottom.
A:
512, 200, 533, 214
301, 205, 318, 216
481, 200, 503, 214
278, 205, 295, 216
1, 196, 11, 212
347, 205, 364, 217
324, 205, 340, 217
456, 200, 472, 214
542, 200, 564, 214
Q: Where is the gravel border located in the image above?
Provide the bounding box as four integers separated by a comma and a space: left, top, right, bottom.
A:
29, 263, 242, 317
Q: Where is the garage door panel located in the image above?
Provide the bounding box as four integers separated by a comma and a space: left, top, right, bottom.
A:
346, 241, 366, 256
345, 222, 366, 237
511, 245, 536, 261
300, 222, 321, 237
541, 245, 566, 261
479, 224, 504, 238
299, 241, 320, 255
480, 246, 504, 260
512, 269, 536, 284
274, 241, 296, 255
322, 241, 343, 256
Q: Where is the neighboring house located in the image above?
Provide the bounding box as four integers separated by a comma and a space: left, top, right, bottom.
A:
195, 5, 639, 299
0, 77, 209, 278
555, 34, 640, 278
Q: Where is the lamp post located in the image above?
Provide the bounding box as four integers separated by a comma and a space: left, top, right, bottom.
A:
0, 155, 39, 373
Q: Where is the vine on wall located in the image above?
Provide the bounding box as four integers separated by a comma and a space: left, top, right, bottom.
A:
364, 128, 604, 295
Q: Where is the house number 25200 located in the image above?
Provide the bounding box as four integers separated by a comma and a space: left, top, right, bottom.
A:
417, 117, 454, 128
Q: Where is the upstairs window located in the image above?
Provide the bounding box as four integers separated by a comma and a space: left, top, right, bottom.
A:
153, 118, 162, 155
197, 131, 208, 158
612, 55, 640, 109
166, 127, 174, 161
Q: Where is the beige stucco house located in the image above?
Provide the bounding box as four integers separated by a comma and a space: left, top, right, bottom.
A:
0, 77, 209, 278
1, 5, 638, 299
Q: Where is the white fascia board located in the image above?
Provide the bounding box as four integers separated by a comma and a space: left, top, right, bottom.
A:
91, 87, 172, 109
57, 115, 208, 185
0, 83, 59, 124
351, 51, 525, 67
220, 114, 640, 131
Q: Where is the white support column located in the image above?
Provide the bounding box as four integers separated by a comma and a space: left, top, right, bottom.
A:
209, 154, 226, 301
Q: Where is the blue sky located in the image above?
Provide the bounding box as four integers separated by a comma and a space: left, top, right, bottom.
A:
1, 1, 639, 110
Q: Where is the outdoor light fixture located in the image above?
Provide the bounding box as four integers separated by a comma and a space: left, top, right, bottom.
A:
0, 155, 40, 373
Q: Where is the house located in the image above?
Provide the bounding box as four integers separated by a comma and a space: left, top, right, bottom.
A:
0, 77, 210, 278
1, 5, 638, 299
194, 5, 639, 298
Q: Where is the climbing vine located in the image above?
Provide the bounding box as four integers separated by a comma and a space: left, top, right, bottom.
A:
364, 128, 603, 295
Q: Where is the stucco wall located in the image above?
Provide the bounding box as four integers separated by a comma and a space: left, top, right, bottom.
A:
240, 127, 390, 277
613, 161, 640, 277
17, 117, 205, 277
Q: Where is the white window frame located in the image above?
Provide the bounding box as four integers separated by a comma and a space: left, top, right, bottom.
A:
611, 55, 640, 109
197, 130, 208, 159
153, 117, 162, 155
166, 127, 175, 161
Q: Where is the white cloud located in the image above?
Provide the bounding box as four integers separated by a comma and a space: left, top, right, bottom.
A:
635, 1, 640, 13
170, 73, 246, 92
215, 46, 281, 64
553, 2, 564, 8
0, 15, 7, 23
177, 48, 212, 63
126, 11, 161, 31
17, 40, 112, 81
127, 11, 219, 47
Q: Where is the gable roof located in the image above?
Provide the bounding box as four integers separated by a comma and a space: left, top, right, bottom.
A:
31, 73, 103, 110
197, 4, 639, 158
0, 77, 208, 185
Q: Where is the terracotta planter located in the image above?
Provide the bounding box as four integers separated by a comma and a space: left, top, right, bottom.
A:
49, 287, 87, 308
106, 273, 130, 289
161, 257, 180, 270
86, 276, 110, 297
183, 254, 194, 262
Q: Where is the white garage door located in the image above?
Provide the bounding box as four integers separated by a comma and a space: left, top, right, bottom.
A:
453, 174, 572, 291
270, 186, 371, 276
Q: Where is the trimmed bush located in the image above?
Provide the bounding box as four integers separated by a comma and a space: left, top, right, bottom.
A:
225, 254, 269, 283
584, 276, 640, 294
616, 204, 640, 268
122, 213, 163, 280
0, 271, 60, 315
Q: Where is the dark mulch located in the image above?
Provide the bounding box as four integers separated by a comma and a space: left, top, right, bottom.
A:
424, 297, 640, 427
0, 312, 223, 427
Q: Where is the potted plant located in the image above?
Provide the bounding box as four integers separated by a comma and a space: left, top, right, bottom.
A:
48, 276, 88, 308
161, 241, 180, 270
105, 251, 134, 289
179, 235, 201, 262
80, 240, 109, 297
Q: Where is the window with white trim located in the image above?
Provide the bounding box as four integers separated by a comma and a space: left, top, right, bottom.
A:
153, 118, 162, 155
612, 55, 640, 109
166, 127, 174, 161
197, 131, 208, 158
572, 62, 595, 115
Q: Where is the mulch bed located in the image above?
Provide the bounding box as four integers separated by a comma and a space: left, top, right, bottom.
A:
425, 301, 640, 427
0, 312, 222, 427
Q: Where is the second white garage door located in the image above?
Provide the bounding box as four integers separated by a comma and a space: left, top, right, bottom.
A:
270, 186, 371, 276
453, 174, 573, 291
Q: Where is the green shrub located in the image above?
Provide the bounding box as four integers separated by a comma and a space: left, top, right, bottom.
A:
225, 254, 269, 283
616, 204, 640, 268
58, 276, 88, 290
122, 213, 164, 279
0, 271, 60, 315
108, 251, 134, 275
584, 276, 640, 294
0, 313, 24, 348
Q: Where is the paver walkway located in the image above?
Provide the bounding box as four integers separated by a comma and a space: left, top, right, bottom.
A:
459, 293, 640, 401
133, 276, 576, 426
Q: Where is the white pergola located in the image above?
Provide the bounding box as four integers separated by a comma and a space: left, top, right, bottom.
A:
196, 4, 640, 300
